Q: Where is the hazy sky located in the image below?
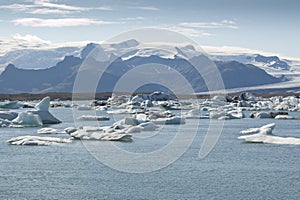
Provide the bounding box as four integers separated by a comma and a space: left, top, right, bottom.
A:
0, 0, 299, 58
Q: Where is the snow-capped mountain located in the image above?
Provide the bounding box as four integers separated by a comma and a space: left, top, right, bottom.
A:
0, 39, 298, 94
0, 47, 82, 71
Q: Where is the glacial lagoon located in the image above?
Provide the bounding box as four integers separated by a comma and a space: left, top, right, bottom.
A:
0, 95, 300, 200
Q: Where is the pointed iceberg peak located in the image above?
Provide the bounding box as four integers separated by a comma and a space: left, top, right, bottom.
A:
35, 96, 50, 111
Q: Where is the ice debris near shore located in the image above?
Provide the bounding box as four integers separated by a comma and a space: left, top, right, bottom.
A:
7, 136, 72, 146
238, 123, 300, 145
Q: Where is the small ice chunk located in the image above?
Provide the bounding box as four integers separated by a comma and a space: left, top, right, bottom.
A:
7, 136, 72, 146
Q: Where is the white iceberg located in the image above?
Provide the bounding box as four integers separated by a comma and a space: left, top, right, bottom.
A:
37, 127, 65, 134
77, 105, 93, 111
64, 127, 78, 134
275, 115, 300, 120
0, 101, 22, 109
138, 122, 159, 131
77, 115, 110, 121
238, 123, 300, 145
115, 117, 140, 126
31, 97, 61, 124
209, 109, 244, 120
7, 136, 72, 146
152, 116, 185, 125
250, 111, 288, 119
69, 129, 132, 141
12, 112, 43, 127
183, 109, 204, 119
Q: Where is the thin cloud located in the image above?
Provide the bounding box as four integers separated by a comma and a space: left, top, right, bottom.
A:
12, 33, 51, 44
119, 16, 146, 21
180, 20, 238, 29
29, 8, 72, 15
0, 3, 36, 11
0, 1, 113, 15
33, 0, 113, 11
33, 0, 88, 11
159, 26, 214, 38
128, 6, 160, 11
12, 18, 120, 27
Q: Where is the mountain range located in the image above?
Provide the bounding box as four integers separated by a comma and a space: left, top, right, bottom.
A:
0, 39, 297, 94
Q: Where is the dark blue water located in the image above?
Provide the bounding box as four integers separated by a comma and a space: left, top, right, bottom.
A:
0, 108, 299, 199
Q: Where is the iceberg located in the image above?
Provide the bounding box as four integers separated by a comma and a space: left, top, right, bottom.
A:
238, 123, 300, 145
12, 112, 43, 127
138, 122, 159, 131
152, 116, 185, 125
77, 105, 93, 111
37, 127, 65, 134
69, 128, 132, 141
150, 91, 175, 101
77, 115, 110, 121
7, 136, 72, 145
31, 97, 61, 124
0, 101, 22, 109
0, 111, 18, 121
0, 119, 12, 127
275, 115, 300, 120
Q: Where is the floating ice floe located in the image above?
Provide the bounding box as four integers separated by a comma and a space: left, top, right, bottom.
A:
249, 111, 288, 119
0, 101, 23, 109
238, 123, 300, 145
77, 105, 93, 111
67, 115, 159, 141
107, 95, 129, 106
37, 127, 65, 134
209, 109, 244, 120
138, 122, 159, 131
113, 117, 159, 131
77, 115, 110, 121
159, 101, 181, 110
7, 136, 72, 146
64, 127, 78, 134
134, 111, 184, 124
152, 116, 185, 125
274, 115, 300, 120
68, 127, 132, 141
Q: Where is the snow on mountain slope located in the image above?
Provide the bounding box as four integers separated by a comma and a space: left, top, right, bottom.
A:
0, 47, 82, 71
202, 45, 300, 72
0, 38, 299, 94
0, 35, 89, 71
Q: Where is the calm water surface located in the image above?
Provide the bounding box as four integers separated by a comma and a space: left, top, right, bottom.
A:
0, 107, 299, 199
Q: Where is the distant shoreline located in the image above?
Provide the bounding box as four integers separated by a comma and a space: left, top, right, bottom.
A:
0, 92, 299, 101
